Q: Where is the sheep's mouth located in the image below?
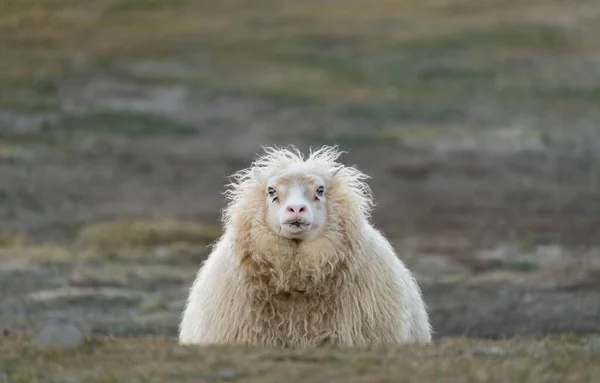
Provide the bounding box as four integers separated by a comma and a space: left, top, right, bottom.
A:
286, 219, 309, 226
283, 220, 310, 233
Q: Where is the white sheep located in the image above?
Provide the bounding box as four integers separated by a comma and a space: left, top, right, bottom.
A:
179, 145, 432, 347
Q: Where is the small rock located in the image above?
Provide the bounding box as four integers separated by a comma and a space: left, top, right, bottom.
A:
218, 369, 238, 380
31, 318, 84, 350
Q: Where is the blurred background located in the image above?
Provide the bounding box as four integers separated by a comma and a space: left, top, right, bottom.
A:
1, 0, 599, 342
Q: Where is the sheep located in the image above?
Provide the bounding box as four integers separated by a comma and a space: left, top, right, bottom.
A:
179, 145, 432, 347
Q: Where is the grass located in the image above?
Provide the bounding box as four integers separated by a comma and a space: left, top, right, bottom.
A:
0, 0, 597, 156
0, 233, 75, 261
0, 244, 74, 262
341, 103, 469, 125
2, 333, 599, 382
275, 128, 402, 148
76, 218, 222, 252
1, 0, 599, 121
0, 110, 197, 147
0, 4, 599, 381
535, 87, 600, 103
0, 233, 27, 248
0, 78, 62, 112
0, 218, 220, 263
57, 110, 197, 136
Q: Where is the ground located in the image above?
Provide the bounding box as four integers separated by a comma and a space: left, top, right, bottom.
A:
1, 0, 600, 381
3, 334, 600, 382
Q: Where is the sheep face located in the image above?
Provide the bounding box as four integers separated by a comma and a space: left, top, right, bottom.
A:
263, 172, 329, 241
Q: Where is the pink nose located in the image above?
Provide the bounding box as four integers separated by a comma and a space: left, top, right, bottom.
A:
286, 204, 307, 214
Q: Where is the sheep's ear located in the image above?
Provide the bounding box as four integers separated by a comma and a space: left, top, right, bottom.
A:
251, 167, 264, 183
325, 167, 342, 183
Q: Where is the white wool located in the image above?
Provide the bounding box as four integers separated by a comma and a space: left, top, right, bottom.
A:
179, 145, 432, 347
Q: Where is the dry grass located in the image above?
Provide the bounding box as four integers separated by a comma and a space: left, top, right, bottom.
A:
0, 244, 74, 262
0, 217, 221, 261
0, 233, 27, 248
2, 333, 599, 382
1, 3, 599, 380
2, 0, 600, 112
0, 234, 75, 262
76, 218, 221, 252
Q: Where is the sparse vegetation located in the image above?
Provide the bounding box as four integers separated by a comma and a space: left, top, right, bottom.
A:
76, 218, 221, 252
1, 1, 599, 123
1, 0, 599, 380
0, 233, 27, 248
2, 334, 599, 382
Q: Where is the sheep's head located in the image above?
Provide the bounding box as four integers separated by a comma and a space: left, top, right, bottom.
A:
256, 168, 337, 241
223, 145, 374, 244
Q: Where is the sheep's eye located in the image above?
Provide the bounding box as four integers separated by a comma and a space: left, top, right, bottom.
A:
315, 185, 325, 200
267, 187, 278, 202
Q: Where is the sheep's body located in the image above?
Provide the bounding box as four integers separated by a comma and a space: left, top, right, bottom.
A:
179, 146, 432, 347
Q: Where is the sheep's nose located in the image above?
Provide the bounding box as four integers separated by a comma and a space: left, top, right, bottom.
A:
286, 204, 307, 214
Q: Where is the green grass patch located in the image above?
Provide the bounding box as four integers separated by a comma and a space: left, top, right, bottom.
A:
58, 110, 197, 136
102, 0, 198, 15
534, 87, 600, 103
416, 67, 496, 82
398, 24, 571, 57
483, 259, 540, 272
341, 102, 468, 124
0, 78, 62, 112
0, 110, 197, 147
414, 67, 497, 94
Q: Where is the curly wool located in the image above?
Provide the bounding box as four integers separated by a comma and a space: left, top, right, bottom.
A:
179, 145, 432, 347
